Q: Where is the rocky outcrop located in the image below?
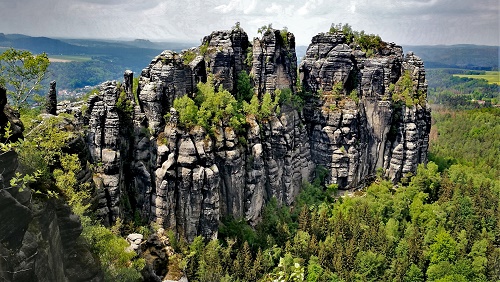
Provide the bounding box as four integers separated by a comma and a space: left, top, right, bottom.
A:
201, 28, 250, 93
46, 80, 57, 115
251, 29, 297, 96
300, 32, 431, 188
85, 81, 125, 226
83, 27, 430, 242
138, 52, 193, 134
143, 103, 313, 240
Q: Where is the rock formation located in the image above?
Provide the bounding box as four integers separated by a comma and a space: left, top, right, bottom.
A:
251, 29, 297, 96
0, 86, 23, 142
0, 101, 102, 282
299, 33, 431, 187
82, 27, 431, 242
46, 80, 57, 115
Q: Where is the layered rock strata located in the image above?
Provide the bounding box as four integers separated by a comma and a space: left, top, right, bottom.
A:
84, 28, 430, 241
299, 33, 431, 187
251, 29, 297, 96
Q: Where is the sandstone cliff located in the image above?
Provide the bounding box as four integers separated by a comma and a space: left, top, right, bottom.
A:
83, 27, 430, 242
299, 33, 431, 187
0, 89, 102, 282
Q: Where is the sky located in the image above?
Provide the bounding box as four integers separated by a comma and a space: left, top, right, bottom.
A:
0, 0, 498, 46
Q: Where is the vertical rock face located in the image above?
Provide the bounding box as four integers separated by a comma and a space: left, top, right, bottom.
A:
137, 51, 193, 134
0, 86, 24, 142
299, 32, 431, 188
251, 29, 297, 96
46, 80, 57, 115
201, 28, 249, 93
83, 28, 430, 241
300, 33, 353, 93
86, 81, 123, 226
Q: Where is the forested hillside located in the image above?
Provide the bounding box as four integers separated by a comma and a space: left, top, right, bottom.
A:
427, 69, 499, 108
163, 108, 499, 281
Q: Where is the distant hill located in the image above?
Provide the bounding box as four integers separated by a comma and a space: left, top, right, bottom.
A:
2, 32, 497, 92
403, 44, 499, 70
0, 33, 195, 93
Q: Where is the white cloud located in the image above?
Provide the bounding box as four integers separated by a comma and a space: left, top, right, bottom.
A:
214, 0, 241, 13
265, 3, 282, 14
0, 0, 497, 46
297, 0, 324, 16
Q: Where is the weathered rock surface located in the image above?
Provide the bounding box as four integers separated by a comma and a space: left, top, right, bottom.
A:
83, 28, 430, 243
46, 80, 57, 115
85, 81, 125, 226
0, 86, 23, 142
138, 51, 193, 134
251, 29, 297, 96
300, 32, 431, 187
0, 149, 102, 282
201, 28, 250, 93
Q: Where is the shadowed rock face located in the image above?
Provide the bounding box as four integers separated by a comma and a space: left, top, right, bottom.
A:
84, 28, 430, 241
0, 111, 102, 282
0, 86, 24, 142
46, 80, 57, 115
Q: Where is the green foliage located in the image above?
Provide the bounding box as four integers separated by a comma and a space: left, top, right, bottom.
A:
429, 230, 458, 263
0, 48, 50, 108
11, 112, 144, 280
82, 217, 145, 281
258, 23, 273, 35
175, 106, 500, 282
244, 91, 281, 119
236, 70, 253, 102
329, 23, 384, 57
173, 95, 198, 128
9, 170, 42, 193
280, 27, 289, 46
199, 42, 209, 56
391, 70, 426, 107
349, 89, 359, 103
242, 94, 260, 117
427, 69, 499, 109
232, 21, 241, 30
245, 47, 253, 67
0, 121, 16, 152
16, 115, 78, 190
430, 108, 500, 178
260, 92, 275, 117
173, 76, 246, 133
116, 89, 134, 118
182, 50, 197, 65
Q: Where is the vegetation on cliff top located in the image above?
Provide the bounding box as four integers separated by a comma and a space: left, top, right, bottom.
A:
329, 23, 384, 57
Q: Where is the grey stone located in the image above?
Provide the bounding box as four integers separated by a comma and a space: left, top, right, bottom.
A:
46, 80, 57, 115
